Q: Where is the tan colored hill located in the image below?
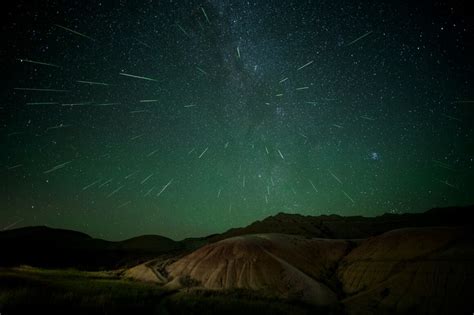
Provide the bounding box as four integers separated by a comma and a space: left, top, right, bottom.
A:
337, 226, 474, 314
123, 224, 474, 314
164, 233, 351, 305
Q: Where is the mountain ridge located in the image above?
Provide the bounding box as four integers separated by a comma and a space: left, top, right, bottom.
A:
1, 205, 472, 270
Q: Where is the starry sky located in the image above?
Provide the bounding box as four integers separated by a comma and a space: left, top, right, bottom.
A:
1, 0, 473, 240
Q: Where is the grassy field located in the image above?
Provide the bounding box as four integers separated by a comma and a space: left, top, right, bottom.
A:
0, 267, 336, 315
0, 266, 172, 314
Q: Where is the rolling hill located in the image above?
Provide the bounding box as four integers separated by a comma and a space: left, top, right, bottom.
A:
0, 226, 183, 270
2, 205, 472, 271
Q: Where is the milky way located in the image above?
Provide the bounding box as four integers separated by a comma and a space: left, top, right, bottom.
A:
2, 0, 473, 240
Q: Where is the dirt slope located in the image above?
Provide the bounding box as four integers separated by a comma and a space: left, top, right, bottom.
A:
166, 233, 351, 305
337, 226, 474, 314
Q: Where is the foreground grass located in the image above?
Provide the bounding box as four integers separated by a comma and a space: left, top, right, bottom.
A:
0, 267, 339, 315
0, 266, 170, 314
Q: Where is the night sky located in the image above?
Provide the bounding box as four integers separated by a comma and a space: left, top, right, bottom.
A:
2, 0, 473, 240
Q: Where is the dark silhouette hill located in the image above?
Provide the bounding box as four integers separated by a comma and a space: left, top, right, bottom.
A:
0, 226, 182, 270
209, 205, 473, 242
1, 205, 472, 271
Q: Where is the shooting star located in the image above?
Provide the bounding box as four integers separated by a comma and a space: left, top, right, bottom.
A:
62, 102, 92, 107
147, 149, 159, 157
279, 77, 288, 84
17, 58, 60, 68
99, 178, 113, 188
308, 179, 318, 193
14, 87, 69, 92
46, 123, 72, 131
277, 149, 285, 160
119, 72, 157, 82
188, 148, 195, 155
117, 201, 131, 209
236, 46, 241, 59
198, 147, 209, 159
441, 114, 462, 122
26, 102, 59, 105
196, 66, 209, 75
141, 173, 153, 185
130, 134, 145, 140
54, 24, 95, 41
360, 115, 375, 121
7, 164, 23, 170
296, 86, 309, 90
436, 179, 458, 189
265, 146, 269, 154
136, 39, 151, 48
346, 30, 373, 47
332, 124, 343, 129
184, 104, 197, 108
77, 80, 109, 86
197, 19, 205, 31
82, 179, 102, 191
242, 175, 246, 188
432, 160, 455, 171
452, 100, 474, 104
139, 99, 158, 103
8, 132, 23, 137
342, 190, 355, 203
176, 23, 190, 38
201, 7, 211, 24
125, 170, 139, 179
144, 186, 156, 197
2, 217, 24, 231
297, 60, 314, 71
43, 160, 73, 174
95, 102, 120, 106
106, 185, 124, 198
156, 179, 173, 197
328, 170, 343, 184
